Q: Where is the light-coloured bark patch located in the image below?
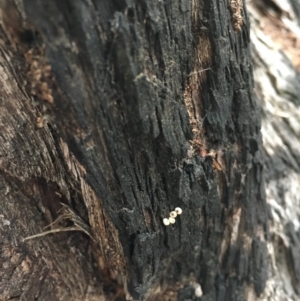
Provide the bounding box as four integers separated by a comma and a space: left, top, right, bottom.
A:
229, 0, 243, 31
184, 1, 212, 156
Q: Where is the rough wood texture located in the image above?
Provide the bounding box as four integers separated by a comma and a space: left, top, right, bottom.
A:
249, 0, 300, 300
0, 0, 268, 300
0, 48, 103, 300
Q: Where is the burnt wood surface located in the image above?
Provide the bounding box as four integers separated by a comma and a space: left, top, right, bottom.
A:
0, 0, 268, 300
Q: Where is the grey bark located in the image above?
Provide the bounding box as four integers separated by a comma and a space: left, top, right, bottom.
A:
249, 0, 300, 300
0, 0, 269, 300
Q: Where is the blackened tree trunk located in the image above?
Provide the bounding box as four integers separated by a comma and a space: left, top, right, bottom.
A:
0, 1, 268, 300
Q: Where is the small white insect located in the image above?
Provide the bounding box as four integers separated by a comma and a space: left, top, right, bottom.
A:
169, 211, 177, 218
175, 207, 182, 215
168, 217, 176, 224
163, 218, 170, 226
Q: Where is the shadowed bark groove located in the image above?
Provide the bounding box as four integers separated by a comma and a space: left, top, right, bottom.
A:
0, 0, 268, 300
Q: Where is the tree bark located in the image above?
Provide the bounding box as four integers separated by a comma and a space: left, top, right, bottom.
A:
249, 0, 300, 300
0, 0, 268, 300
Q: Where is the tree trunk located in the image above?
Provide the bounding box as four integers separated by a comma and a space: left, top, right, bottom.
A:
0, 0, 268, 300
249, 1, 300, 300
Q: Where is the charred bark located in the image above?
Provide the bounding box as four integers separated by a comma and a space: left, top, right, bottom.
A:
0, 0, 267, 300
